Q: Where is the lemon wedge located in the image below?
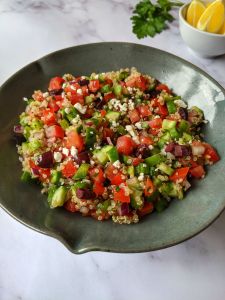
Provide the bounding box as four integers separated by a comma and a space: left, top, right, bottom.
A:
186, 0, 206, 27
218, 21, 225, 34
197, 0, 225, 33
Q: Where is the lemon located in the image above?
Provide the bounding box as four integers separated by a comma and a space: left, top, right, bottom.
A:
218, 21, 225, 34
197, 0, 225, 33
186, 0, 206, 27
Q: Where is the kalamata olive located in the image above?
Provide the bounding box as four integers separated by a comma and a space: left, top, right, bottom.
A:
76, 188, 96, 199
174, 145, 191, 157
37, 151, 54, 168
178, 107, 188, 120
49, 88, 63, 96
135, 144, 150, 158
13, 125, 26, 144
165, 142, 176, 153
32, 168, 40, 176
118, 203, 130, 216
103, 178, 111, 187
74, 151, 90, 164
79, 79, 89, 86
94, 98, 105, 109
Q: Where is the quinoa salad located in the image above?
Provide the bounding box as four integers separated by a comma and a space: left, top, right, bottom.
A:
14, 68, 220, 224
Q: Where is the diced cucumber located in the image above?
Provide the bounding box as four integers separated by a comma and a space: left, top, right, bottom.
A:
105, 111, 120, 122
51, 170, 61, 184
158, 132, 171, 148
135, 163, 149, 175
119, 71, 129, 80
162, 119, 177, 130
166, 100, 176, 114
159, 182, 183, 200
106, 146, 119, 163
130, 194, 143, 209
73, 164, 90, 180
72, 181, 89, 190
31, 119, 43, 130
178, 120, 190, 133
127, 177, 143, 191
59, 119, 69, 129
102, 145, 113, 153
117, 125, 127, 135
85, 127, 96, 147
85, 95, 95, 104
101, 84, 111, 94
23, 126, 31, 139
155, 197, 169, 212
66, 107, 78, 121
122, 155, 132, 165
169, 127, 180, 140
145, 190, 159, 203
50, 186, 67, 208
145, 154, 165, 166
127, 165, 135, 177
113, 84, 122, 96
98, 199, 110, 211
21, 171, 32, 183
158, 162, 174, 176
93, 150, 108, 165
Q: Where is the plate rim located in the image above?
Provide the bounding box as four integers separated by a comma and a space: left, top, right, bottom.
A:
1, 41, 225, 254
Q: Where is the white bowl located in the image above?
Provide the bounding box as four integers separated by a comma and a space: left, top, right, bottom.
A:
179, 3, 225, 57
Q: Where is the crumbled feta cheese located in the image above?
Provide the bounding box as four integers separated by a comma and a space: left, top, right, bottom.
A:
90, 160, 95, 166
138, 173, 144, 181
43, 92, 49, 98
71, 114, 81, 125
70, 85, 76, 90
135, 122, 142, 130
174, 99, 187, 108
113, 160, 121, 169
128, 99, 135, 110
148, 145, 154, 150
23, 97, 28, 102
54, 152, 62, 162
76, 88, 83, 95
125, 125, 140, 144
74, 103, 87, 114
70, 146, 78, 158
65, 107, 71, 114
62, 148, 69, 156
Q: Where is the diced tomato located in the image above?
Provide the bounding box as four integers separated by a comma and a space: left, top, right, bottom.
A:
64, 200, 77, 212
89, 167, 105, 183
113, 186, 130, 203
48, 76, 65, 91
45, 125, 64, 139
110, 173, 125, 185
138, 202, 154, 217
32, 91, 44, 102
157, 104, 168, 117
135, 75, 147, 91
105, 164, 126, 184
104, 92, 115, 101
148, 118, 162, 129
156, 83, 171, 94
62, 161, 77, 178
126, 76, 146, 91
116, 135, 135, 155
41, 108, 56, 125
137, 105, 152, 117
81, 86, 89, 97
105, 78, 113, 86
151, 98, 159, 107
140, 135, 154, 145
102, 128, 114, 140
129, 109, 140, 123
100, 110, 107, 117
88, 80, 100, 93
66, 130, 84, 152
39, 168, 51, 182
189, 165, 205, 179
204, 143, 220, 163
144, 178, 154, 196
132, 157, 143, 166
70, 94, 84, 105
93, 181, 105, 196
48, 99, 60, 112
170, 167, 190, 182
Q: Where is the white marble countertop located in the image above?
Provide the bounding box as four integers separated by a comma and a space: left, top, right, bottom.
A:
1, 1, 225, 299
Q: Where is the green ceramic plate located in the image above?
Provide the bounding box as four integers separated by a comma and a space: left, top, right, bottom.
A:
0, 42, 225, 254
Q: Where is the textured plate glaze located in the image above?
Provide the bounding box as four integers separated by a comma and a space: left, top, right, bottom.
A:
0, 42, 225, 254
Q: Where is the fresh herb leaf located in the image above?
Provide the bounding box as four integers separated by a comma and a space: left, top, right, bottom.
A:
131, 0, 183, 39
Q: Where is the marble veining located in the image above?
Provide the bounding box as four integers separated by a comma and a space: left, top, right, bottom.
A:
0, 0, 225, 299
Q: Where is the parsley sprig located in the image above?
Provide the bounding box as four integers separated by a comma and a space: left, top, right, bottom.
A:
131, 0, 183, 39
